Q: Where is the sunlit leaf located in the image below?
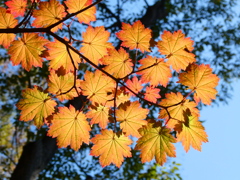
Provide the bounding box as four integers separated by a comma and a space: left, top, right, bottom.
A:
135, 119, 176, 165
48, 105, 90, 151
5, 0, 27, 17
16, 86, 57, 128
90, 130, 132, 168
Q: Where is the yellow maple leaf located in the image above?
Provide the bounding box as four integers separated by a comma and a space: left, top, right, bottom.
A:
101, 48, 133, 79
46, 39, 80, 72
8, 33, 48, 71
16, 86, 57, 128
135, 119, 176, 166
159, 92, 199, 129
178, 63, 219, 105
90, 130, 132, 167
137, 56, 172, 87
86, 103, 110, 129
48, 105, 91, 151
157, 30, 195, 72
116, 101, 149, 138
32, 0, 66, 32
48, 70, 81, 101
65, 0, 96, 24
176, 113, 208, 152
116, 20, 152, 52
80, 70, 116, 104
0, 7, 18, 48
80, 26, 113, 65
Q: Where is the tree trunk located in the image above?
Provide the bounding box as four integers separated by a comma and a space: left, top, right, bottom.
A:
10, 136, 57, 180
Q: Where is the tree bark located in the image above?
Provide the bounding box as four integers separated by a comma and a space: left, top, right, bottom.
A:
10, 136, 57, 180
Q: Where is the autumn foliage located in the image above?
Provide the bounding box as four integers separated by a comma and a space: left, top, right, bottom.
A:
0, 0, 219, 168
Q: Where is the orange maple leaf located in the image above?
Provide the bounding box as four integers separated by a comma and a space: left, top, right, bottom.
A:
137, 56, 172, 87
8, 33, 48, 71
46, 39, 80, 72
65, 0, 96, 24
178, 63, 219, 105
90, 130, 132, 168
116, 20, 152, 52
144, 86, 161, 103
86, 103, 110, 129
48, 105, 91, 151
81, 70, 116, 104
135, 119, 176, 166
48, 70, 81, 101
125, 76, 143, 96
157, 30, 195, 72
16, 86, 57, 128
0, 7, 18, 48
32, 0, 66, 32
176, 113, 208, 152
80, 26, 113, 65
101, 48, 133, 79
5, 0, 27, 17
159, 92, 199, 129
116, 101, 149, 138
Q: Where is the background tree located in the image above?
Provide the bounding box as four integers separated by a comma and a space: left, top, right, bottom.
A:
0, 0, 239, 179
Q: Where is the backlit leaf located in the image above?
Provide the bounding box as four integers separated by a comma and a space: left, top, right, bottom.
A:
46, 39, 80, 72
48, 70, 81, 101
80, 26, 113, 65
125, 76, 143, 96
81, 70, 116, 104
178, 63, 219, 105
176, 113, 208, 152
90, 130, 132, 167
48, 105, 91, 151
16, 86, 57, 128
32, 0, 66, 32
116, 20, 152, 52
116, 101, 149, 138
8, 33, 48, 71
86, 103, 110, 129
0, 7, 18, 48
5, 0, 27, 17
144, 86, 161, 103
137, 56, 171, 87
101, 48, 133, 79
135, 119, 176, 165
159, 92, 199, 129
65, 0, 96, 24
157, 30, 195, 72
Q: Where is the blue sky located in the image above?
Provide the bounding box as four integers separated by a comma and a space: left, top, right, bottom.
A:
174, 80, 240, 180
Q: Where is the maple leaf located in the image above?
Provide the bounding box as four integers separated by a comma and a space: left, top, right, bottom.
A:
116, 20, 152, 52
101, 48, 133, 79
81, 70, 116, 104
0, 7, 18, 48
48, 105, 91, 151
46, 39, 80, 72
65, 0, 96, 24
125, 76, 143, 96
32, 0, 66, 32
48, 70, 81, 101
157, 30, 196, 72
80, 26, 113, 65
176, 113, 208, 152
144, 86, 161, 103
5, 0, 27, 17
137, 56, 172, 87
16, 86, 57, 128
159, 92, 199, 129
116, 101, 149, 138
135, 119, 176, 165
86, 103, 110, 129
178, 63, 219, 105
8, 33, 48, 71
90, 129, 132, 168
